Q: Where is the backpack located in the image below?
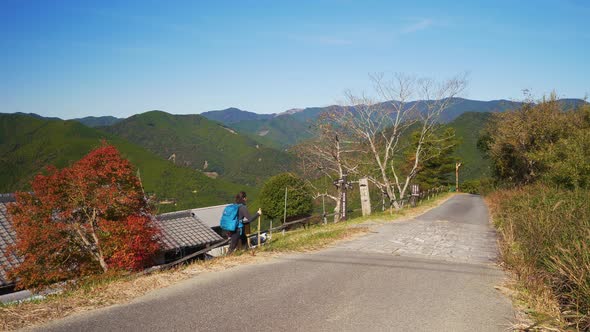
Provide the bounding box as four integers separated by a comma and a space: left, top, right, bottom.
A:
220, 203, 242, 232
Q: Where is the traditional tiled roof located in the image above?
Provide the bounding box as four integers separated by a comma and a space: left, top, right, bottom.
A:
155, 211, 223, 251
0, 194, 22, 288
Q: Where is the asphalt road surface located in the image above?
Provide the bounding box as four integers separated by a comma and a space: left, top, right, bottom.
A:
36, 194, 515, 332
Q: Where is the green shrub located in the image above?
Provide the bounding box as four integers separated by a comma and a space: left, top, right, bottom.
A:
461, 178, 495, 195
482, 98, 590, 188
259, 173, 313, 221
461, 180, 480, 194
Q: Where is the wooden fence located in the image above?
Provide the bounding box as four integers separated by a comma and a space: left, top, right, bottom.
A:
152, 186, 447, 270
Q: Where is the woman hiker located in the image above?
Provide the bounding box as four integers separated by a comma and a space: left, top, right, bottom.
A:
228, 191, 261, 253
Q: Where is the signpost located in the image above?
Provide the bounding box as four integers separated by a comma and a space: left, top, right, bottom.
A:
359, 177, 371, 216
410, 184, 420, 207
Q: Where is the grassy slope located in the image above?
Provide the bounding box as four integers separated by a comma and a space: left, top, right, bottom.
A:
0, 113, 248, 212
102, 111, 294, 186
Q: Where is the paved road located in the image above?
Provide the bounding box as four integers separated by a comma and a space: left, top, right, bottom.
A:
36, 194, 514, 332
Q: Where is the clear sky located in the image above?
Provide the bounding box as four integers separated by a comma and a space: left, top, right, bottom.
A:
1, 0, 589, 119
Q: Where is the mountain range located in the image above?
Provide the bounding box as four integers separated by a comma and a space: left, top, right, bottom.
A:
1, 97, 586, 211
0, 113, 252, 212
200, 99, 525, 149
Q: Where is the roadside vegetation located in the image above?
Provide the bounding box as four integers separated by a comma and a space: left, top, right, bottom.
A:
481, 95, 590, 330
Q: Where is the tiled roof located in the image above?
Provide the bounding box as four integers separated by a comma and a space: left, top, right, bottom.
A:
0, 194, 22, 288
155, 211, 223, 251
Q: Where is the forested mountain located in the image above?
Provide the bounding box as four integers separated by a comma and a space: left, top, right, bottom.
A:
200, 107, 273, 124
0, 113, 248, 212
100, 110, 294, 186
201, 107, 323, 149
73, 116, 123, 127
447, 112, 492, 181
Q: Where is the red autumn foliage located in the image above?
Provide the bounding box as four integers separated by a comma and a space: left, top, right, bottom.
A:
100, 215, 161, 271
6, 142, 161, 290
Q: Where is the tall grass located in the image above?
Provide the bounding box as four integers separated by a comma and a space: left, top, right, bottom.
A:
487, 185, 590, 330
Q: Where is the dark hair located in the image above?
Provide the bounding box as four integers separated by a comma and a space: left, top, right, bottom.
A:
235, 191, 247, 204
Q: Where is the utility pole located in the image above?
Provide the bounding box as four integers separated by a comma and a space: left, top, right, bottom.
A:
455, 162, 462, 192
334, 172, 353, 221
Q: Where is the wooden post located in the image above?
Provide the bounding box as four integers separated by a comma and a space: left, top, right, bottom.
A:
283, 187, 288, 225
257, 214, 261, 248
455, 162, 462, 192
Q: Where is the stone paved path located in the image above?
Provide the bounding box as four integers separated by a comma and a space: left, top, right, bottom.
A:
334, 194, 499, 265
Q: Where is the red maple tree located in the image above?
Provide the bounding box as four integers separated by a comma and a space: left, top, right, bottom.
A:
6, 143, 161, 289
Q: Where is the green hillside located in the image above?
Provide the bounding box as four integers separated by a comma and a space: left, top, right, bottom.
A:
229, 114, 317, 149
0, 113, 249, 213
101, 111, 294, 186
448, 112, 492, 180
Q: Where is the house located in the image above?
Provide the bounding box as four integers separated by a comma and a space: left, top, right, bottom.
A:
153, 210, 224, 264
0, 194, 21, 294
154, 204, 230, 257
189, 204, 227, 230
0, 193, 225, 293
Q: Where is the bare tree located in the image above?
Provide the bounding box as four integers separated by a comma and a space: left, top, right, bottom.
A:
293, 115, 361, 222
333, 73, 467, 209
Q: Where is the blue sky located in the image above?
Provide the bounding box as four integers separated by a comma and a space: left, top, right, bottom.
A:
1, 0, 589, 119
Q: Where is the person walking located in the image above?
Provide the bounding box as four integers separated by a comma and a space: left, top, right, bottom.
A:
228, 191, 261, 253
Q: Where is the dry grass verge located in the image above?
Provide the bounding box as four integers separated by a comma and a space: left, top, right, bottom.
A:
487, 185, 590, 331
0, 192, 453, 331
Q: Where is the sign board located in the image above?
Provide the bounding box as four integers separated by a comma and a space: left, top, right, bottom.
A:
411, 184, 420, 196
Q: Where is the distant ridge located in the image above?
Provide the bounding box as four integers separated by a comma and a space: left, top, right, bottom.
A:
73, 116, 123, 127
201, 98, 527, 127
200, 107, 273, 124
12, 112, 62, 121
199, 99, 520, 149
